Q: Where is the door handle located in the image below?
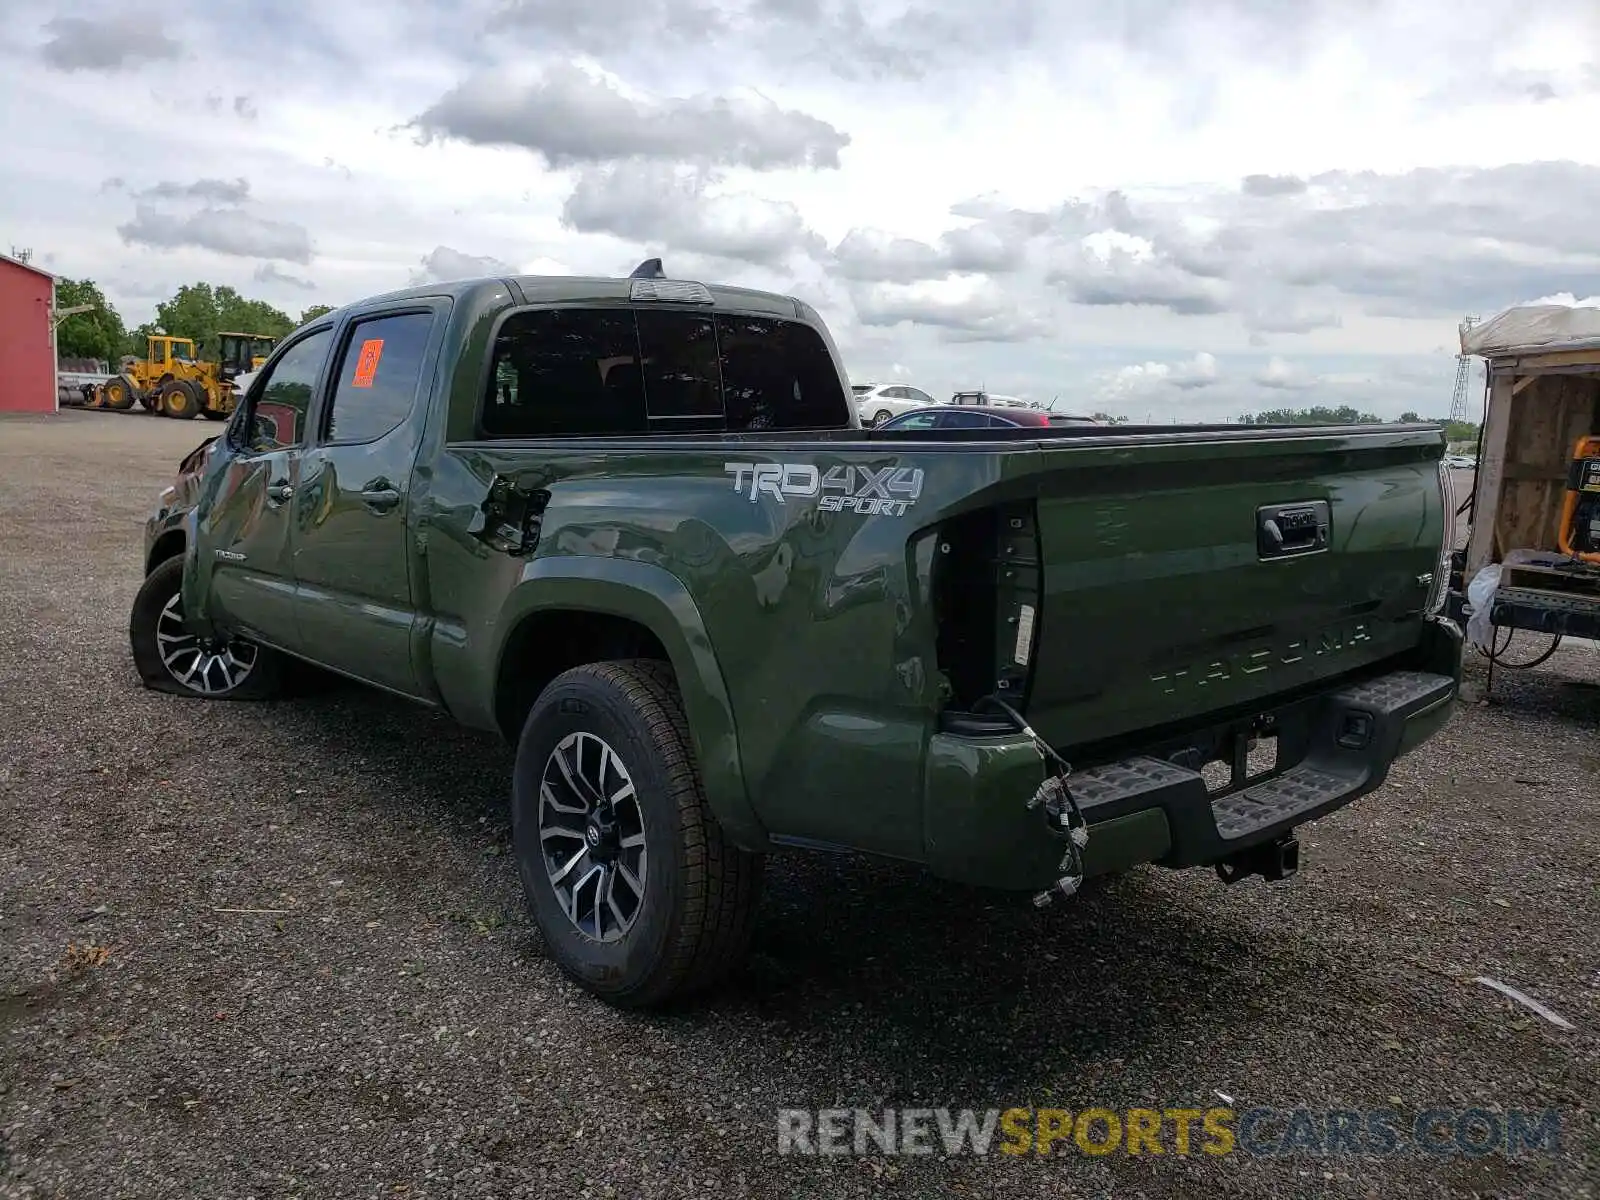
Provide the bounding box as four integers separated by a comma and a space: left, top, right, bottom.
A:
1256, 500, 1329, 560
360, 487, 401, 512
266, 481, 294, 505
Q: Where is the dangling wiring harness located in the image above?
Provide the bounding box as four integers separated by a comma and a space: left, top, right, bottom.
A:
976, 694, 1091, 907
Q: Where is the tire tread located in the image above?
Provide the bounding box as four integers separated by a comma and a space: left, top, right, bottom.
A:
571, 659, 763, 1005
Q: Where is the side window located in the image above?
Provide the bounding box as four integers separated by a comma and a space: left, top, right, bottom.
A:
636, 309, 722, 421
909, 388, 935, 405
716, 314, 851, 432
481, 308, 645, 438
891, 412, 940, 430
152, 341, 167, 366
324, 312, 435, 444
245, 328, 332, 452
939, 410, 991, 429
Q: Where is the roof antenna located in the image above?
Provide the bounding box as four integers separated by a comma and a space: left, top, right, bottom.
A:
629, 257, 665, 280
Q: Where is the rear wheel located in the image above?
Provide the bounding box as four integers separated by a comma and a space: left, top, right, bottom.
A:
511, 660, 764, 1008
873, 408, 892, 426
129, 556, 282, 700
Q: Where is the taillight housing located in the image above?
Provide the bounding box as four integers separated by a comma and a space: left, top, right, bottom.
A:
1425, 457, 1455, 615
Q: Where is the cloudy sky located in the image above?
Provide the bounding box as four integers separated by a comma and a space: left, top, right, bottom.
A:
5, 0, 1600, 419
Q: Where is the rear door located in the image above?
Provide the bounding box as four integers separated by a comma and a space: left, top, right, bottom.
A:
289, 302, 448, 697
189, 324, 335, 653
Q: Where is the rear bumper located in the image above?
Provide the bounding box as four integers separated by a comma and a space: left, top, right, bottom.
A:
922, 620, 1462, 891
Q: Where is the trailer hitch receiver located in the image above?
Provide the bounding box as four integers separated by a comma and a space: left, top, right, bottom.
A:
1216, 833, 1300, 885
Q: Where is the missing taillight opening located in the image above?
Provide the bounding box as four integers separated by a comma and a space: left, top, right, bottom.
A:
930, 501, 1041, 717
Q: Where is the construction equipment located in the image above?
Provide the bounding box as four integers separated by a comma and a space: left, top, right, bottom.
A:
91, 331, 273, 420
217, 332, 277, 387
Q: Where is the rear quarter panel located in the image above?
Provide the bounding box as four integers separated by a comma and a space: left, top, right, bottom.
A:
422, 439, 1006, 861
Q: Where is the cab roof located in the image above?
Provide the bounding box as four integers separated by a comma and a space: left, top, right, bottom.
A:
310, 260, 811, 327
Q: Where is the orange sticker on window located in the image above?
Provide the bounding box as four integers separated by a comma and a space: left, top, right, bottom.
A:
351, 338, 384, 388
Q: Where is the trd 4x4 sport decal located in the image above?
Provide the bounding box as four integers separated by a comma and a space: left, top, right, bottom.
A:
724, 462, 925, 517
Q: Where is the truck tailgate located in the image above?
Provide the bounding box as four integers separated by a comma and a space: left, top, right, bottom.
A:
1010, 427, 1448, 749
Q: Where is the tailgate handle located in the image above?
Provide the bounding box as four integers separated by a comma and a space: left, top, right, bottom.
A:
1257, 501, 1330, 559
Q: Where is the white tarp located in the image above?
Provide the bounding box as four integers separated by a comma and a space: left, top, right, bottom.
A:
1463, 296, 1600, 358
1463, 548, 1578, 650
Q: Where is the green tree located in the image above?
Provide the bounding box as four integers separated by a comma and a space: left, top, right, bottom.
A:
299, 304, 334, 325
1090, 411, 1130, 424
53, 278, 125, 363
131, 283, 295, 359
1240, 405, 1384, 425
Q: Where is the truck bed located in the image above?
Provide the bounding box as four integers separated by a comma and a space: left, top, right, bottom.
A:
435, 419, 1450, 857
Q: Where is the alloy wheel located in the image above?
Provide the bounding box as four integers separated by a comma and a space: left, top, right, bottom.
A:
537, 731, 649, 942
155, 593, 258, 693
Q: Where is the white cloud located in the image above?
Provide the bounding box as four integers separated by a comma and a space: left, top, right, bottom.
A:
7, 0, 1600, 418
1102, 352, 1223, 399
1254, 356, 1317, 390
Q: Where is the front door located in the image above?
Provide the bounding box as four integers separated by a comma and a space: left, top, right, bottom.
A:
289, 305, 446, 698
188, 324, 335, 654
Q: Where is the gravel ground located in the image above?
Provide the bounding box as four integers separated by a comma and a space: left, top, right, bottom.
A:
1, 411, 1596, 1199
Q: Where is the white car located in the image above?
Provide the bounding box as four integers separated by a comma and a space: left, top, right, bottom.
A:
853, 382, 940, 426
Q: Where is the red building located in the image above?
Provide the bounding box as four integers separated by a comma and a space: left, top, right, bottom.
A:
0, 253, 58, 414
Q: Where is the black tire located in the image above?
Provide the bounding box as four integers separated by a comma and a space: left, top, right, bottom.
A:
200, 405, 229, 421
129, 555, 282, 700
873, 408, 892, 426
511, 660, 764, 1008
158, 379, 199, 419
101, 375, 137, 411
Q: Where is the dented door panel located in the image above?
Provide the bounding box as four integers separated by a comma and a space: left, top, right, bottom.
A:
188, 447, 303, 653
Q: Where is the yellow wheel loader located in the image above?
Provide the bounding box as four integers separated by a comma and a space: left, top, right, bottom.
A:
90, 332, 275, 420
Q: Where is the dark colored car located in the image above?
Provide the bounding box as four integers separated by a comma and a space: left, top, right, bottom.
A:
880, 406, 1101, 431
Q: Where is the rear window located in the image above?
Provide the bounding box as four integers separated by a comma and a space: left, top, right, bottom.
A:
636, 309, 722, 424
481, 309, 645, 438
716, 313, 848, 432
479, 306, 850, 438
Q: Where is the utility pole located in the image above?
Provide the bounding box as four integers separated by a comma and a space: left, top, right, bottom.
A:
9, 246, 32, 264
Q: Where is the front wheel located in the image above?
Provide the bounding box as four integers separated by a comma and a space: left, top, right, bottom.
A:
159, 380, 200, 419
100, 375, 136, 411
511, 660, 764, 1008
128, 556, 282, 699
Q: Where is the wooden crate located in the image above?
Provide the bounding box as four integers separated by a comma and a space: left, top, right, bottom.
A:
1467, 370, 1600, 577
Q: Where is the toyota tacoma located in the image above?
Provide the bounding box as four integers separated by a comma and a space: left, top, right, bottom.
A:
131, 261, 1463, 1008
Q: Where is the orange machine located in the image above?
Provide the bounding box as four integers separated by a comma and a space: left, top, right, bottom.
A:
1557, 435, 1600, 563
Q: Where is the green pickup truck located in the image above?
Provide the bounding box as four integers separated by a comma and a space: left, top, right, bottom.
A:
132, 261, 1462, 1008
